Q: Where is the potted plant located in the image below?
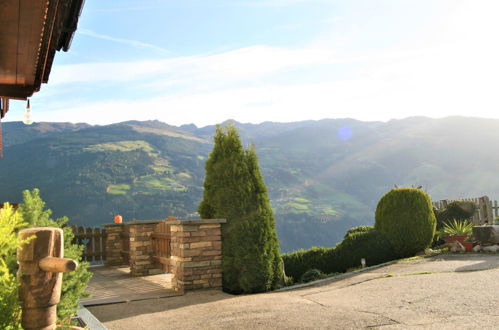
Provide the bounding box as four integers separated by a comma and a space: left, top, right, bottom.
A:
462, 235, 474, 252
441, 219, 473, 245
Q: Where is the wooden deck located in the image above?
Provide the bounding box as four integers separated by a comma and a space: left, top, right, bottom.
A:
80, 266, 181, 306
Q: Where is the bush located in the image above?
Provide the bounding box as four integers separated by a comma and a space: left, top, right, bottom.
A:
343, 225, 373, 238
198, 125, 282, 293
300, 269, 326, 283
282, 227, 397, 282
445, 201, 476, 221
0, 204, 25, 330
375, 188, 436, 258
282, 247, 330, 282
329, 227, 396, 273
434, 201, 476, 229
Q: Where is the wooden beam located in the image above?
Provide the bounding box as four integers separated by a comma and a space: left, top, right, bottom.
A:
0, 84, 36, 99
16, 0, 47, 87
0, 0, 21, 85
39, 257, 78, 273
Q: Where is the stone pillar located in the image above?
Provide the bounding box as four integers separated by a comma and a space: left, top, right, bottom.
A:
128, 220, 162, 276
170, 219, 226, 292
104, 224, 125, 266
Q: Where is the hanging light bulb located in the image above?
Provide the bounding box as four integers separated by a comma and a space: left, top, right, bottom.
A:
23, 99, 33, 125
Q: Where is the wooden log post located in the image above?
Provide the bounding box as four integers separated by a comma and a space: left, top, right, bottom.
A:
17, 227, 78, 330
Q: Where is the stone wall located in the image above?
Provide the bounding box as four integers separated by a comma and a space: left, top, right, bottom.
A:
170, 219, 226, 292
104, 224, 125, 266
104, 218, 226, 292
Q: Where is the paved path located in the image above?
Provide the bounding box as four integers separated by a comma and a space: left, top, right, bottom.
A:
88, 254, 499, 329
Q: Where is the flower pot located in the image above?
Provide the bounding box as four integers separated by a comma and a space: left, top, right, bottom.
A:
462, 241, 474, 252
445, 235, 468, 245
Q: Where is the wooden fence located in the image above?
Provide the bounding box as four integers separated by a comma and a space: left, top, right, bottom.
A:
68, 225, 107, 263
152, 221, 171, 272
433, 196, 498, 225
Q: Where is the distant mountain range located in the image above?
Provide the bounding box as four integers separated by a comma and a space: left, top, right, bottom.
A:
1, 117, 499, 252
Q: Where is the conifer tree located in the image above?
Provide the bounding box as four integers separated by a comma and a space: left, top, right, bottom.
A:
199, 125, 283, 293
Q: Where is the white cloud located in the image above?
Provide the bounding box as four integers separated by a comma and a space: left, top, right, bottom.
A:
14, 0, 499, 126
78, 29, 170, 55
49, 45, 337, 90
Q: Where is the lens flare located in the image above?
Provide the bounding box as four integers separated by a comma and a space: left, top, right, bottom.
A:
337, 125, 352, 140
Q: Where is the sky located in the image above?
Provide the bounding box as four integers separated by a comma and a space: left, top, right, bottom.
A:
7, 0, 499, 127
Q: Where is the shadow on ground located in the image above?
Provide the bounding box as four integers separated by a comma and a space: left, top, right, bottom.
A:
88, 290, 236, 323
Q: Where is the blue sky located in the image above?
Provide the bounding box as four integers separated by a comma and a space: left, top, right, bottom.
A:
7, 0, 499, 126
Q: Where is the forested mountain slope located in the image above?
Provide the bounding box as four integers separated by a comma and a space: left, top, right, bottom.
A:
1, 117, 498, 252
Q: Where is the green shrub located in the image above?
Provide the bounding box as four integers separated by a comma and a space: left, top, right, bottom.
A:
198, 125, 282, 293
19, 189, 92, 323
300, 269, 325, 283
283, 227, 397, 281
343, 225, 373, 238
445, 201, 476, 221
282, 246, 330, 282
375, 188, 436, 258
434, 201, 476, 229
0, 204, 25, 330
328, 227, 396, 273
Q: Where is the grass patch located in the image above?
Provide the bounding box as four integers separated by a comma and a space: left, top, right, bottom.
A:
107, 184, 131, 195
177, 172, 192, 179
85, 140, 154, 154
285, 202, 309, 212
135, 175, 187, 192
129, 125, 208, 143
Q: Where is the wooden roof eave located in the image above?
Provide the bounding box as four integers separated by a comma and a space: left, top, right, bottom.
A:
0, 0, 85, 100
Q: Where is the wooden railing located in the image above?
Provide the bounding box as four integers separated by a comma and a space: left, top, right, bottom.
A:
68, 225, 107, 263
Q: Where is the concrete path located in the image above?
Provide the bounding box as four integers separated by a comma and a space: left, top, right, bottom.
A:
88, 254, 499, 329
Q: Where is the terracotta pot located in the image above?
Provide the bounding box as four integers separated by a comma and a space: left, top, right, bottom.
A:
445, 234, 468, 245
462, 241, 474, 252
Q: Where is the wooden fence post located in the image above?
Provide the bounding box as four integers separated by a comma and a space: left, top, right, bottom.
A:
17, 227, 78, 330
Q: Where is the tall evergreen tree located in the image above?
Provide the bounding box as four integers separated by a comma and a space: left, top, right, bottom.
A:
199, 125, 283, 293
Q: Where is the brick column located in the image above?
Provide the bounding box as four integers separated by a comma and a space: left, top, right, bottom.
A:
170, 219, 226, 292
128, 220, 162, 276
104, 224, 125, 266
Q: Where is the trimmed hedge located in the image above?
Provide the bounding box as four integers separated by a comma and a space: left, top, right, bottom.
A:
282, 226, 397, 282
343, 225, 373, 238
329, 226, 396, 273
375, 188, 436, 258
281, 246, 330, 282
